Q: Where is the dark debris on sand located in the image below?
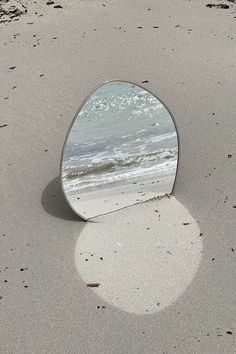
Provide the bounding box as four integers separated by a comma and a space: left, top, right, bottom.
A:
87, 283, 100, 288
0, 0, 27, 24
0, 0, 64, 25
206, 3, 230, 9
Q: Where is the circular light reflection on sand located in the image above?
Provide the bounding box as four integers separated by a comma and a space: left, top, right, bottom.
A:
75, 196, 202, 315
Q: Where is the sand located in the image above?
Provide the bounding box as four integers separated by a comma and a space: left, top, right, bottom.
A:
66, 175, 175, 219
1, 0, 236, 353
75, 196, 203, 315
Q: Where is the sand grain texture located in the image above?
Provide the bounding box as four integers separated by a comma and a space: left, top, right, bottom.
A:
1, 0, 236, 353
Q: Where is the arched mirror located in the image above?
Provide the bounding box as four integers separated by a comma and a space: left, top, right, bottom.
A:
60, 81, 178, 220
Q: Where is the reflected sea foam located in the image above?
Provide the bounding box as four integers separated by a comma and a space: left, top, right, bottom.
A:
62, 82, 178, 195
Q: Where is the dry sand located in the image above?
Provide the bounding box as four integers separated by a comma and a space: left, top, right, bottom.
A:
1, 0, 236, 353
75, 196, 203, 315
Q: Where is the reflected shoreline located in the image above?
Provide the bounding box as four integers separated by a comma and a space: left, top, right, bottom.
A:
61, 81, 178, 219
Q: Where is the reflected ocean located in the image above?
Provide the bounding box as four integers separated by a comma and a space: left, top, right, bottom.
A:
62, 82, 178, 195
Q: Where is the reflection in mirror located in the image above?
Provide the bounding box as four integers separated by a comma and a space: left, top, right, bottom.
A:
61, 81, 178, 220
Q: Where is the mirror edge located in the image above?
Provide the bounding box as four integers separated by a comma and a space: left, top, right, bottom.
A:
59, 80, 180, 221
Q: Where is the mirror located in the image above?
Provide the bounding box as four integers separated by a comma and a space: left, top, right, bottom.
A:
60, 81, 178, 220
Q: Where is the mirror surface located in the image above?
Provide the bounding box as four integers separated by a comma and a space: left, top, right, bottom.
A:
61, 81, 178, 220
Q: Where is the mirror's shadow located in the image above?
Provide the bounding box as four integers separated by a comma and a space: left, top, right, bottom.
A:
61, 81, 178, 220
41, 177, 84, 221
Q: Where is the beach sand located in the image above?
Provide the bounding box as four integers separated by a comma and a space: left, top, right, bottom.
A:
67, 175, 175, 219
1, 0, 236, 353
75, 195, 203, 315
